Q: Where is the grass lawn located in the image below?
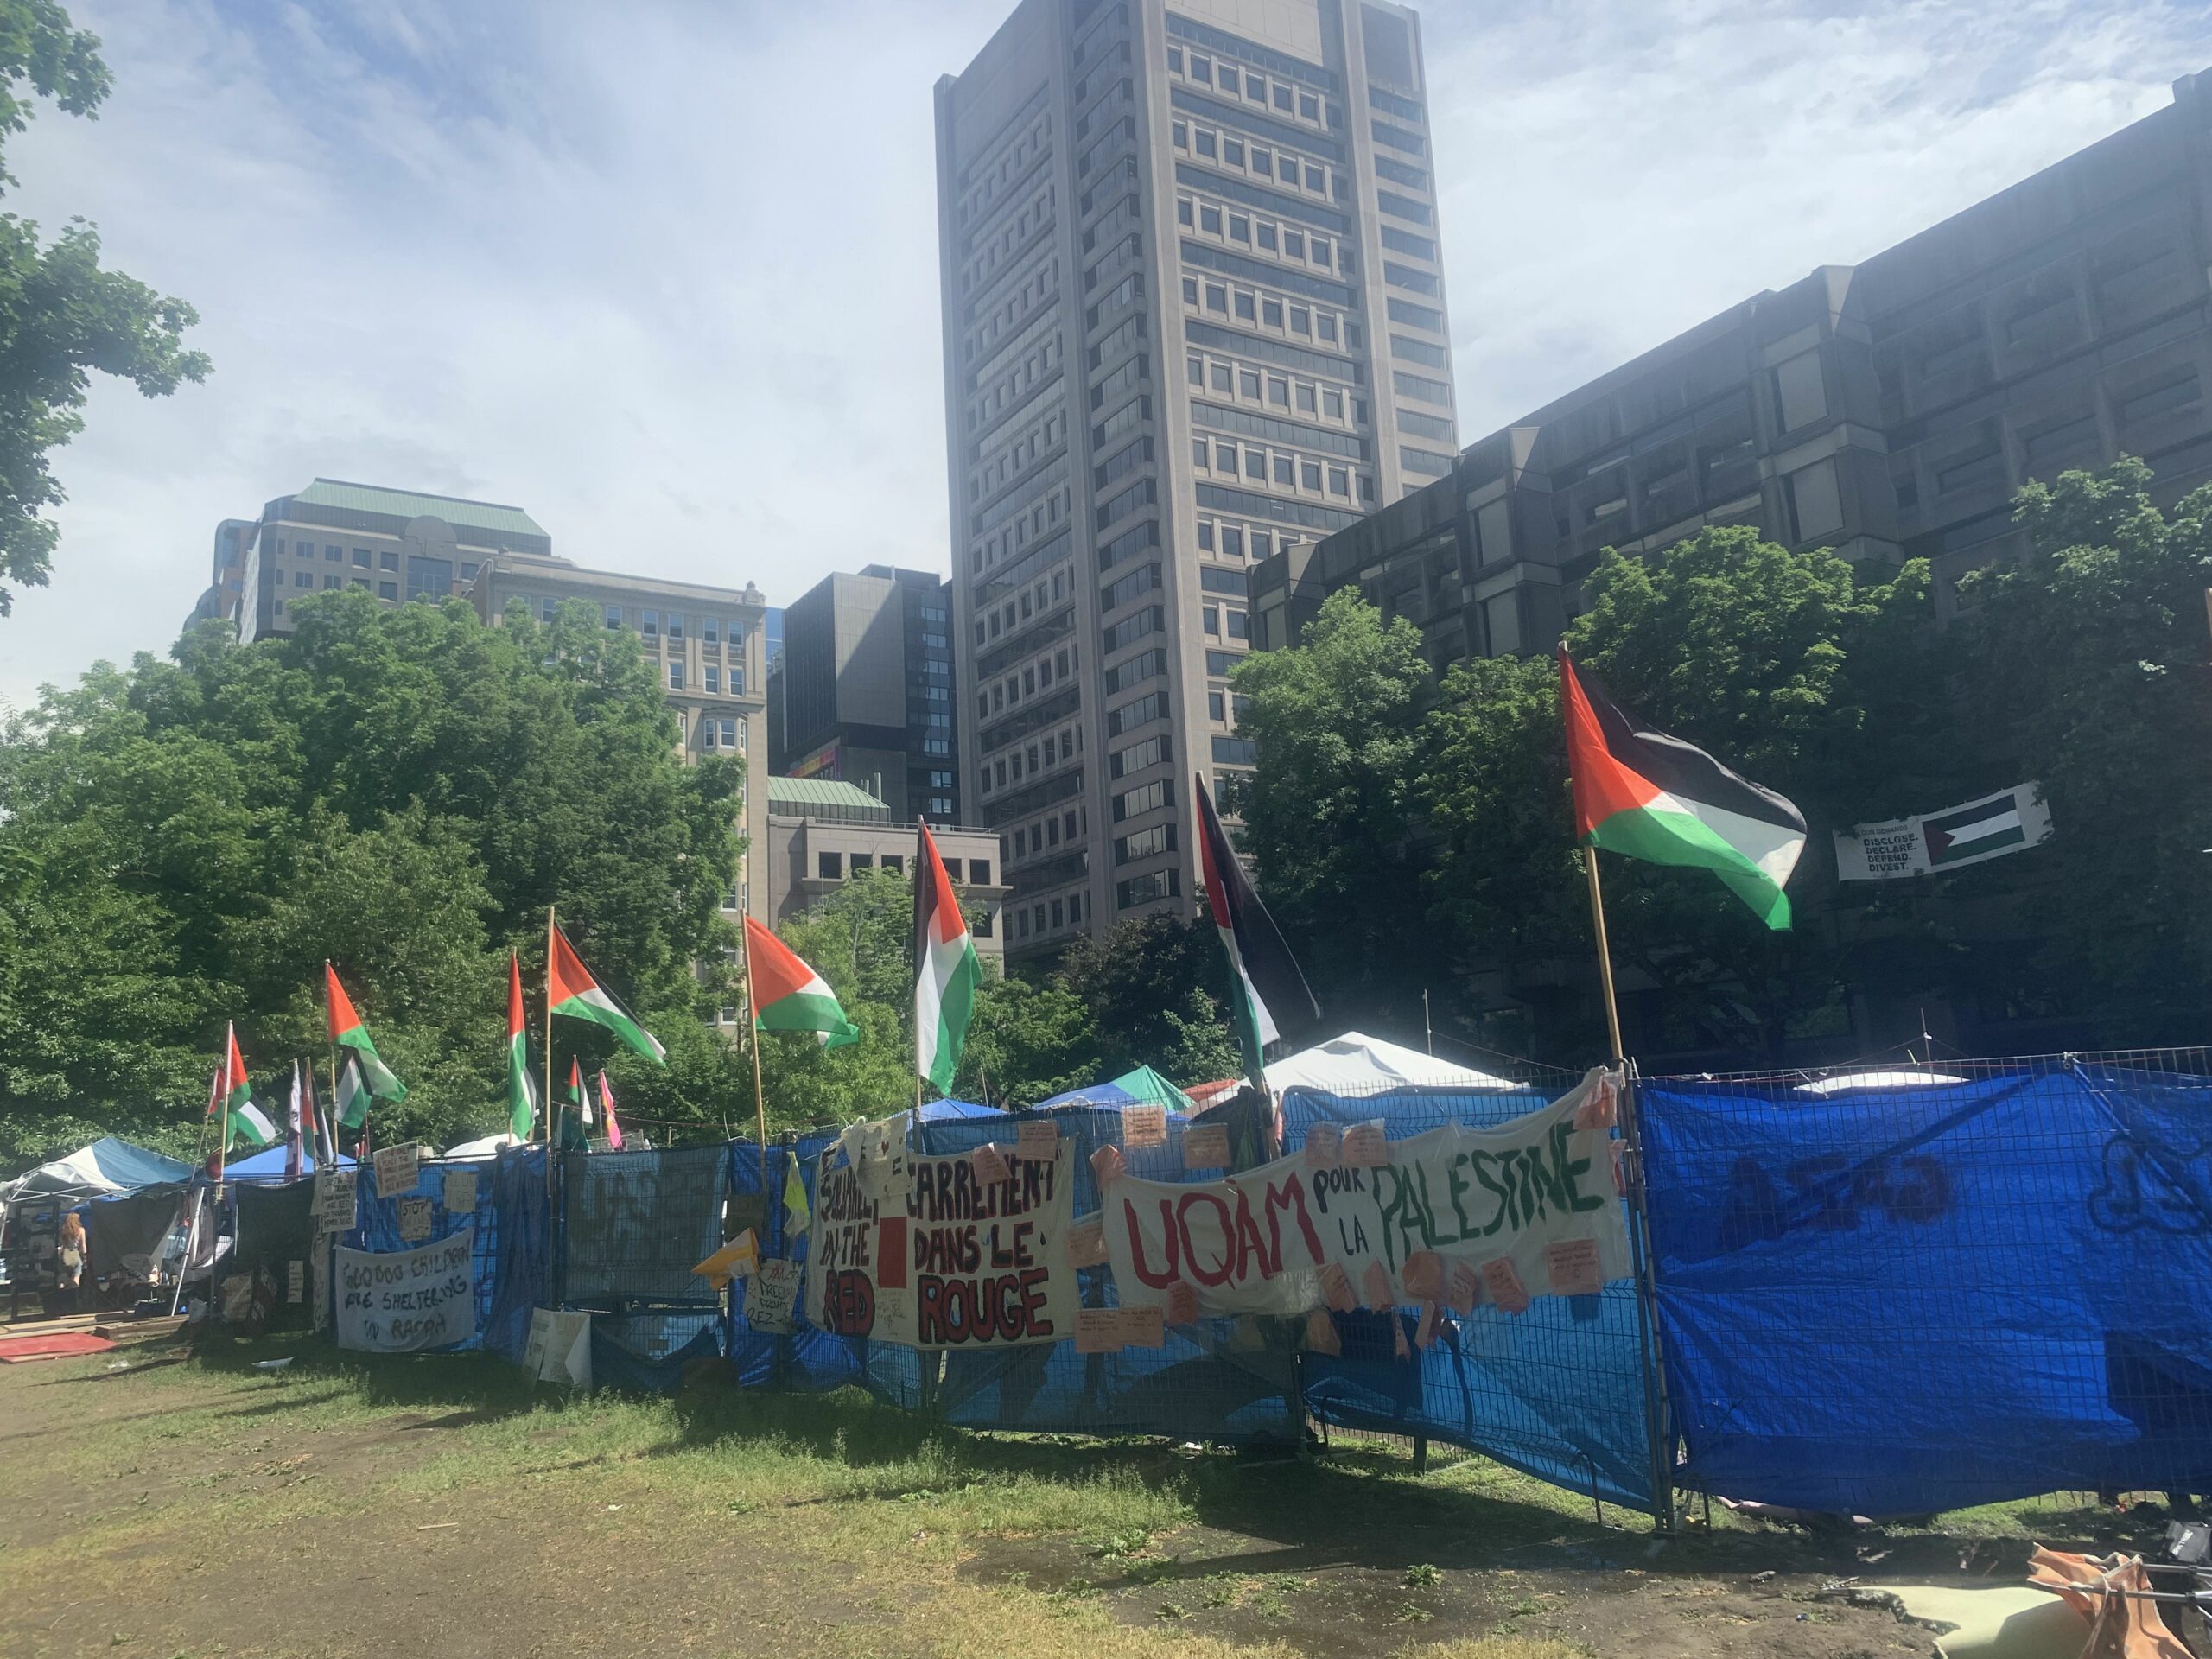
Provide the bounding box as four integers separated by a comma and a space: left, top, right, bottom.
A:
0, 1320, 2184, 1658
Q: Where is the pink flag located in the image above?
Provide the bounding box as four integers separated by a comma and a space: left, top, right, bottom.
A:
596, 1070, 626, 1151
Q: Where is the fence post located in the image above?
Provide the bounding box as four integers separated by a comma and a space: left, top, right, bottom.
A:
1618, 1062, 1677, 1533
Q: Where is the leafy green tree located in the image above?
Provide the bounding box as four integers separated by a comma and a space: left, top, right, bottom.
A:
0, 1, 210, 613
1055, 912, 1243, 1084
1229, 589, 1432, 1012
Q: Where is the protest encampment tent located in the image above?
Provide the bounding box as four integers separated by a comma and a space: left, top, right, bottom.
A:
0, 1137, 193, 1205
219, 1145, 357, 1184
446, 1133, 521, 1159
1265, 1031, 1524, 1095
1796, 1068, 1968, 1095
1033, 1065, 1196, 1116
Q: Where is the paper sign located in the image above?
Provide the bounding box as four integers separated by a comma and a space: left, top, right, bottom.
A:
1164, 1281, 1198, 1325
1073, 1308, 1121, 1353
1015, 1120, 1059, 1159
1319, 1260, 1356, 1313
397, 1198, 433, 1242
372, 1142, 422, 1197
1303, 1307, 1341, 1356
1303, 1122, 1341, 1169
1121, 1104, 1167, 1150
1482, 1258, 1531, 1315
521, 1306, 592, 1387
970, 1143, 1011, 1185
1415, 1303, 1441, 1350
313, 1167, 359, 1232
442, 1169, 478, 1215
1341, 1122, 1388, 1168
1446, 1261, 1481, 1316
1545, 1237, 1604, 1297
1361, 1260, 1395, 1311
1065, 1215, 1108, 1268
748, 1258, 801, 1334
286, 1261, 305, 1305
1182, 1123, 1230, 1170
1393, 1318, 1412, 1360
336, 1227, 475, 1352
1402, 1249, 1444, 1303
692, 1229, 760, 1287
1090, 1144, 1127, 1190
1116, 1305, 1165, 1348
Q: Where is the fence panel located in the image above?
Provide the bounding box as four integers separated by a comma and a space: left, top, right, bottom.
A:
1639, 1054, 2212, 1516
562, 1142, 730, 1308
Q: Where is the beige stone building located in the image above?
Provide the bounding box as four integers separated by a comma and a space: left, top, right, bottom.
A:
468, 551, 771, 945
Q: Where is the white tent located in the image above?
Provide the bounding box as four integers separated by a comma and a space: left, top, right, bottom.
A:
1796, 1068, 1967, 1095
1266, 1031, 1524, 1094
444, 1133, 521, 1160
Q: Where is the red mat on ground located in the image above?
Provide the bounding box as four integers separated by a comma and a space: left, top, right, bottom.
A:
0, 1331, 116, 1362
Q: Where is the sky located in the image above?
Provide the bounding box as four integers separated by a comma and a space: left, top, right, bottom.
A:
0, 0, 2200, 711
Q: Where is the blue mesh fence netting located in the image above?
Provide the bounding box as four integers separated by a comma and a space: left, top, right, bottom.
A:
1637, 1054, 2212, 1516
344, 1150, 512, 1354
485, 1147, 550, 1363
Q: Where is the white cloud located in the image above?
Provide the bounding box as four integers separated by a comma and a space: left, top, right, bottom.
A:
0, 0, 2199, 709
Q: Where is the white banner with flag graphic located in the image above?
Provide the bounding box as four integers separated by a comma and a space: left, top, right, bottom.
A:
1833, 783, 2052, 880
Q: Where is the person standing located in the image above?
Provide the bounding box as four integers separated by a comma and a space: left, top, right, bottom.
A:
55, 1212, 87, 1315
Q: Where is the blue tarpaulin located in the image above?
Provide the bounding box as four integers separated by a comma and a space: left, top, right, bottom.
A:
1639, 1064, 2212, 1515
221, 1146, 357, 1184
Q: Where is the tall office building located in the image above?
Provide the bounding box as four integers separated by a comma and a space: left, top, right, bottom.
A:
936, 0, 1455, 959
767, 565, 960, 822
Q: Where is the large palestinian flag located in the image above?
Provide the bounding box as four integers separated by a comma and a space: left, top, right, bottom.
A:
1559, 652, 1806, 929
222, 1023, 276, 1149
506, 950, 537, 1141
745, 915, 859, 1049
547, 918, 666, 1065
325, 963, 406, 1100
913, 822, 980, 1094
1194, 774, 1319, 1091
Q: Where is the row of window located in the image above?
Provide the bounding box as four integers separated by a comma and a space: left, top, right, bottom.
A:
1185, 345, 1358, 423
1012, 887, 1087, 943
967, 316, 1062, 432
1175, 194, 1341, 276
976, 567, 1075, 650
964, 252, 1059, 371
274, 537, 484, 582
1167, 47, 1333, 132
968, 483, 1070, 575
666, 661, 744, 696
955, 99, 1049, 226
1194, 521, 1291, 561
970, 410, 1065, 503
959, 179, 1055, 296
980, 640, 1076, 725
695, 714, 744, 751
817, 849, 994, 886
1117, 868, 1181, 911
1202, 604, 1251, 642
1010, 804, 1084, 865
1192, 435, 1362, 501
982, 721, 1081, 798
1172, 118, 1335, 206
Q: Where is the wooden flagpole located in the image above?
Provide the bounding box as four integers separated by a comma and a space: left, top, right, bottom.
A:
741, 918, 766, 1155
543, 907, 557, 1306
1583, 849, 1626, 1064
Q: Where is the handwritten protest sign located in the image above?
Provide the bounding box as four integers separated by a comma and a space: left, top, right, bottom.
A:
397, 1197, 433, 1242
372, 1142, 422, 1197
748, 1258, 801, 1334
1182, 1123, 1230, 1170
1121, 1105, 1167, 1150
1102, 1069, 1629, 1319
442, 1170, 478, 1215
805, 1140, 1078, 1350
313, 1167, 359, 1232
336, 1227, 475, 1352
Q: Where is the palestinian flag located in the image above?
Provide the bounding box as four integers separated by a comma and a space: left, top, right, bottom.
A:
561, 1057, 590, 1152
222, 1024, 276, 1148
1194, 775, 1319, 1091
547, 918, 666, 1065
596, 1070, 625, 1152
325, 963, 406, 1100
334, 1052, 372, 1132
1924, 792, 2028, 867
745, 915, 858, 1049
1560, 652, 1806, 929
913, 822, 980, 1094
284, 1061, 305, 1183
782, 1149, 810, 1236
506, 950, 537, 1141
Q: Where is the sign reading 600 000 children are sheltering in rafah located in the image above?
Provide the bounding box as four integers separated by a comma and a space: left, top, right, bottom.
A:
335, 1226, 476, 1352
805, 1132, 1078, 1349
1101, 1070, 1630, 1319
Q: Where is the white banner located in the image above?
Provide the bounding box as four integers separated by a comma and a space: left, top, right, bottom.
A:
335, 1226, 476, 1352
1101, 1070, 1629, 1321
1834, 782, 2052, 880
805, 1140, 1078, 1349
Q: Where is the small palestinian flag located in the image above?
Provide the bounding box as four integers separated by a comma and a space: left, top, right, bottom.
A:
1194, 775, 1319, 1092
596, 1070, 625, 1152
506, 950, 537, 1141
745, 915, 859, 1050
334, 1052, 372, 1131
222, 1023, 276, 1148
913, 822, 980, 1094
548, 918, 666, 1065
1560, 652, 1805, 929
561, 1057, 591, 1152
325, 963, 406, 1100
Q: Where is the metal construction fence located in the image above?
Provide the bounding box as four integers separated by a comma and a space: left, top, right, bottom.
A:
293, 1046, 2212, 1524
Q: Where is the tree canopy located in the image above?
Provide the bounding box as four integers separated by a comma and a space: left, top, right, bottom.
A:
0, 0, 210, 614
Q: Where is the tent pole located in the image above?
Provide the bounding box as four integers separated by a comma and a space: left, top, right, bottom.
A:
168, 1188, 200, 1319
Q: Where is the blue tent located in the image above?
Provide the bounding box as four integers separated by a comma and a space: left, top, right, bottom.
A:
917, 1097, 1001, 1122
1033, 1065, 1195, 1116
220, 1145, 358, 1185
2, 1136, 193, 1201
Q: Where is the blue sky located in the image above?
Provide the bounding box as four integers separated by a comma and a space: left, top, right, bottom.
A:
0, 0, 2199, 709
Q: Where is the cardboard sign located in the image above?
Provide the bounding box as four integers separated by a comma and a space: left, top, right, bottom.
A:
1545, 1236, 1604, 1297
747, 1258, 801, 1335
313, 1167, 359, 1232
1090, 1144, 1127, 1190
1304, 1122, 1341, 1169
442, 1169, 478, 1215
1303, 1307, 1341, 1356
1100, 1069, 1630, 1322
286, 1261, 305, 1305
336, 1227, 476, 1352
970, 1144, 1011, 1185
1163, 1281, 1199, 1324
1182, 1123, 1231, 1170
372, 1142, 422, 1197
1065, 1215, 1109, 1268
804, 1141, 1080, 1350
1015, 1119, 1059, 1160
1446, 1260, 1481, 1316
1341, 1121, 1388, 1167
1481, 1258, 1531, 1316
1120, 1104, 1167, 1150
397, 1198, 433, 1242
522, 1306, 592, 1388
1073, 1307, 1120, 1354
